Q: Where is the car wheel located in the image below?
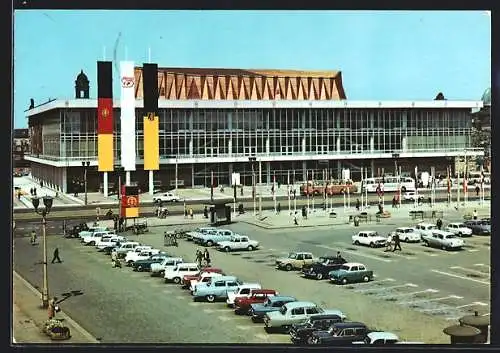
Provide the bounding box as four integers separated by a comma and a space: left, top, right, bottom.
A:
442, 244, 447, 251
354, 240, 360, 245
316, 273, 323, 280
341, 278, 348, 285
224, 246, 231, 252
90, 241, 95, 246
285, 264, 293, 271
247, 245, 254, 251
362, 275, 370, 282
458, 232, 462, 237
127, 261, 133, 266
401, 186, 407, 192
369, 242, 375, 248
424, 241, 429, 247
404, 237, 409, 242
307, 336, 315, 345
206, 241, 214, 247
160, 270, 165, 276
206, 294, 215, 302
137, 265, 143, 272
173, 277, 181, 284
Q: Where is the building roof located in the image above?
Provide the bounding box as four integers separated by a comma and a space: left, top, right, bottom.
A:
133, 66, 347, 101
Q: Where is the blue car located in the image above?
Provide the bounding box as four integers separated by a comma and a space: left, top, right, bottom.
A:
249, 295, 297, 322
192, 276, 242, 302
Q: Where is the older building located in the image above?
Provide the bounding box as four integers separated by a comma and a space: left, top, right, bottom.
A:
13, 128, 30, 170
25, 66, 483, 193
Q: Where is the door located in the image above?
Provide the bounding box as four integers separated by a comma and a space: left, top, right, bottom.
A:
350, 266, 360, 281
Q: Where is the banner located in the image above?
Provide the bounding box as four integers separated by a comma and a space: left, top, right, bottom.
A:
120, 61, 136, 171
97, 61, 114, 172
143, 63, 160, 170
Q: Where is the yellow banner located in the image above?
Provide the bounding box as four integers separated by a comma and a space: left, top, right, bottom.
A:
125, 207, 139, 218
98, 134, 114, 172
143, 115, 159, 170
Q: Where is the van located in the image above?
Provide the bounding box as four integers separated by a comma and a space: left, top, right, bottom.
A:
164, 262, 199, 284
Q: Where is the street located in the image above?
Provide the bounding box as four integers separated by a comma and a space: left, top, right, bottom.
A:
13, 207, 490, 344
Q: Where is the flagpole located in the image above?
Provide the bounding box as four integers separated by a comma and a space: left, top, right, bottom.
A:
210, 170, 214, 202
293, 169, 297, 214
381, 167, 385, 208
287, 170, 291, 215
456, 168, 460, 209
464, 151, 468, 207
324, 168, 327, 212
258, 158, 262, 215
252, 164, 256, 216
311, 170, 315, 212
414, 166, 418, 208
398, 166, 402, 208
480, 165, 485, 206
306, 170, 310, 211
364, 168, 368, 209
273, 173, 277, 214
360, 167, 364, 210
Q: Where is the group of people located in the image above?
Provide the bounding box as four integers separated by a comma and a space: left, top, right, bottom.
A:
385, 232, 402, 252
195, 249, 211, 268
184, 207, 194, 219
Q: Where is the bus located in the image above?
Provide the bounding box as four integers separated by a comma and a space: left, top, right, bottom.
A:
362, 176, 416, 193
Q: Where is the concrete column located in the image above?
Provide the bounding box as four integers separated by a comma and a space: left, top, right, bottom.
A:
62, 167, 67, 193
402, 136, 407, 152
265, 138, 270, 154
302, 137, 306, 155
302, 161, 307, 182
266, 161, 271, 185
337, 160, 342, 179
370, 136, 375, 152
103, 172, 109, 197
371, 159, 375, 178
228, 163, 233, 185
126, 171, 131, 186
336, 137, 340, 153
189, 139, 193, 156
228, 139, 232, 156
191, 164, 195, 187
148, 170, 154, 195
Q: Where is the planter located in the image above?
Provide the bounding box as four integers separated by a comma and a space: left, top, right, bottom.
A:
43, 319, 71, 340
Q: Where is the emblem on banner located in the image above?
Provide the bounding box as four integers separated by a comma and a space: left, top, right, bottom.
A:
146, 112, 155, 121
101, 108, 109, 118
126, 195, 138, 207
121, 76, 135, 88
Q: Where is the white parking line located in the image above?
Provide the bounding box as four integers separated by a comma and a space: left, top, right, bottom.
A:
455, 302, 489, 309
450, 266, 490, 277
474, 263, 490, 268
431, 270, 490, 285
379, 289, 438, 299
317, 244, 393, 263
175, 295, 186, 300
467, 249, 480, 252
355, 283, 417, 293
401, 295, 462, 306
217, 316, 232, 321
482, 313, 490, 316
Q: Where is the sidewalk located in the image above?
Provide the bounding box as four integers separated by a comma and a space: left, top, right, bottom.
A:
13, 271, 99, 344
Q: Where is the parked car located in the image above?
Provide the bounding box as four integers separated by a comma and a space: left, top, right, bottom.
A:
186, 227, 217, 241
329, 263, 374, 285
302, 257, 347, 280
289, 314, 345, 345
275, 252, 318, 271
445, 222, 473, 237
66, 223, 89, 238
463, 220, 491, 236
309, 322, 368, 345
81, 230, 115, 246
112, 242, 141, 258
264, 301, 346, 333
234, 289, 278, 315
353, 331, 400, 345
422, 230, 465, 250
150, 257, 184, 277
415, 222, 438, 240
216, 235, 260, 252
153, 192, 180, 203
78, 226, 108, 238
189, 272, 225, 292
182, 268, 225, 289
197, 229, 237, 247
351, 231, 386, 248
164, 263, 200, 284
95, 235, 126, 250
132, 253, 171, 272
192, 276, 242, 302
250, 296, 297, 322
125, 249, 161, 266
394, 227, 420, 243
403, 192, 424, 201
226, 283, 262, 307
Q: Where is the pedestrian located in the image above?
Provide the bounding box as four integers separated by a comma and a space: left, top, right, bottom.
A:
293, 212, 298, 225
189, 208, 194, 219
473, 209, 478, 220
302, 206, 307, 220
436, 218, 443, 230
119, 217, 124, 232
392, 233, 402, 252
196, 249, 203, 267
48, 297, 57, 320
277, 202, 281, 214
29, 187, 33, 196
356, 198, 360, 211
203, 249, 211, 267
203, 206, 208, 219
51, 248, 62, 263
40, 180, 44, 188
184, 207, 188, 218
240, 186, 244, 196
30, 230, 37, 245
164, 231, 168, 246
385, 232, 393, 252
475, 185, 480, 196
392, 196, 396, 208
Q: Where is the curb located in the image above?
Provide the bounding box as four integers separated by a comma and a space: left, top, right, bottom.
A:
13, 271, 100, 344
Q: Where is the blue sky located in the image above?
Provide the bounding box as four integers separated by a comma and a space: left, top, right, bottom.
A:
13, 10, 491, 128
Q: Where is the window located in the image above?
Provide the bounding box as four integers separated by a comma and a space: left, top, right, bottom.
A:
292, 307, 305, 315
306, 307, 319, 314
305, 254, 313, 260
273, 302, 282, 307
343, 328, 354, 336
214, 281, 225, 287
351, 266, 359, 271
190, 267, 198, 271
359, 266, 366, 271
227, 282, 238, 287
296, 254, 304, 260
241, 289, 250, 294
354, 328, 366, 336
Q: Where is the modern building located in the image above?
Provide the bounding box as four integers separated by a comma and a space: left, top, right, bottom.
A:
25, 67, 483, 193
13, 128, 30, 170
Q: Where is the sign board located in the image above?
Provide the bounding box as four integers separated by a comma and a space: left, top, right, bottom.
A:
231, 173, 241, 186
342, 168, 350, 181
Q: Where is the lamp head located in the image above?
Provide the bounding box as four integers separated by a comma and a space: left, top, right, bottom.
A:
86, 161, 90, 167
43, 196, 53, 212
31, 197, 40, 211
81, 161, 85, 167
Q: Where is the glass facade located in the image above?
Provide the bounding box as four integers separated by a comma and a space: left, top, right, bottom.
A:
51, 107, 471, 160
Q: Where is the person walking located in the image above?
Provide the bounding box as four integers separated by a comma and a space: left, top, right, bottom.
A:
189, 208, 194, 219
196, 249, 203, 268
51, 248, 62, 263
436, 218, 443, 230
203, 249, 211, 267
48, 297, 57, 320
184, 207, 188, 218
30, 230, 37, 245
356, 198, 360, 211
164, 231, 169, 246
385, 232, 393, 252
392, 233, 402, 252
293, 212, 298, 225
475, 185, 480, 197
277, 202, 281, 214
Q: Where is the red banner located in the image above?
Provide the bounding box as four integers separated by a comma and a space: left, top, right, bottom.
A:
97, 98, 113, 135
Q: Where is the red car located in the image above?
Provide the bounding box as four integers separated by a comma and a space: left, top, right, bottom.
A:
181, 267, 224, 289
234, 289, 278, 315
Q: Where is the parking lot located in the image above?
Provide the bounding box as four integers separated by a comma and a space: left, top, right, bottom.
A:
13, 208, 490, 344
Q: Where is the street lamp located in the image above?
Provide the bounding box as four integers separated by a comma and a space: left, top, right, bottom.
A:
31, 195, 53, 309
82, 161, 90, 205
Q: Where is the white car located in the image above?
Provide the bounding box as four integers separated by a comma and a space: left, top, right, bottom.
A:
226, 283, 262, 307
216, 235, 260, 252
422, 230, 465, 250
352, 231, 386, 248
78, 226, 108, 238
415, 222, 438, 240
189, 272, 224, 291
81, 231, 115, 246
403, 192, 424, 201
125, 249, 160, 265
395, 227, 420, 243
95, 235, 126, 250
164, 263, 200, 284
150, 257, 184, 277
186, 227, 217, 241
446, 222, 473, 237
153, 192, 181, 203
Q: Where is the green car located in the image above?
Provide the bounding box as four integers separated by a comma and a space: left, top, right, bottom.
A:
132, 253, 171, 272
328, 262, 373, 285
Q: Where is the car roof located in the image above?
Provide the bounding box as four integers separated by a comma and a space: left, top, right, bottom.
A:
176, 262, 198, 267
368, 331, 399, 341
163, 257, 183, 261
417, 222, 436, 227
238, 283, 261, 288
332, 322, 367, 329
212, 275, 238, 281
269, 296, 296, 302
396, 227, 415, 230
432, 230, 455, 236
342, 262, 366, 267
448, 222, 464, 226
201, 267, 223, 273
309, 314, 343, 321
251, 289, 277, 294
284, 301, 316, 309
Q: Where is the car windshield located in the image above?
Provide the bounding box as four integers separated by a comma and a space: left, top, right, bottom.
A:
445, 234, 457, 239
458, 224, 466, 228
288, 253, 297, 259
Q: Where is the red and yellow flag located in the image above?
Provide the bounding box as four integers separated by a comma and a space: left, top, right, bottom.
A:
97, 61, 114, 172
143, 63, 160, 171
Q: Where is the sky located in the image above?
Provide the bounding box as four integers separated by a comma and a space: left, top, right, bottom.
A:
13, 10, 491, 128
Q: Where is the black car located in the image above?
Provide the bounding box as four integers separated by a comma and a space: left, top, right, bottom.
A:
310, 322, 368, 345
463, 220, 491, 236
290, 314, 344, 344
302, 256, 341, 273
65, 223, 89, 238
302, 257, 347, 280
132, 253, 171, 272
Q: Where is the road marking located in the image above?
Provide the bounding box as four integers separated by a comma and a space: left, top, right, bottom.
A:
455, 302, 489, 309
467, 249, 480, 252
431, 270, 490, 285
450, 266, 490, 277
203, 308, 215, 313
317, 244, 393, 263
175, 295, 186, 300
188, 302, 201, 306
162, 289, 172, 294
254, 333, 269, 341
354, 283, 417, 293
236, 325, 252, 330
402, 295, 463, 306
379, 289, 438, 299
474, 264, 490, 268
217, 316, 232, 321
482, 313, 490, 316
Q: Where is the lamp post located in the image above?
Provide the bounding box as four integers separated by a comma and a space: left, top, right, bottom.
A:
31, 196, 53, 309
249, 157, 257, 216
82, 161, 90, 206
